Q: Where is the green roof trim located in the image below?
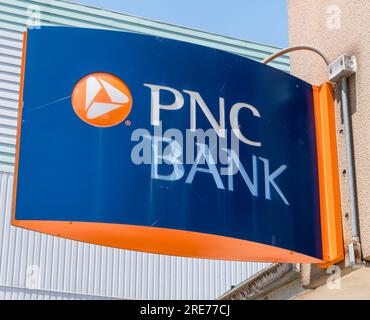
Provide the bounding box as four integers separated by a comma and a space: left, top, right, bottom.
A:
1, 0, 290, 70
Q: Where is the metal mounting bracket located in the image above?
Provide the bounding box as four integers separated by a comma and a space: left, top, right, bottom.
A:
329, 55, 357, 82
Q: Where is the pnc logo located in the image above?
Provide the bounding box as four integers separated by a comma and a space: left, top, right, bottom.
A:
71, 72, 133, 127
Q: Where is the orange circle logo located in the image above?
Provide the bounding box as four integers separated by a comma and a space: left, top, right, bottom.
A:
71, 73, 132, 127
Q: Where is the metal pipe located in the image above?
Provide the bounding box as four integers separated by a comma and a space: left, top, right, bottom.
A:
340, 76, 360, 240
262, 45, 330, 66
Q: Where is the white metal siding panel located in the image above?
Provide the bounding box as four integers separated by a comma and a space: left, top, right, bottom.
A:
0, 0, 282, 300
0, 285, 118, 300
0, 26, 20, 173
1, 0, 289, 68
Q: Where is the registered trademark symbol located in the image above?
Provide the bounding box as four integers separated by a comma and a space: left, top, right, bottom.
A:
125, 120, 131, 126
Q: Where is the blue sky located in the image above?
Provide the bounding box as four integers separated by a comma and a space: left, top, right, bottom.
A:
68, 0, 289, 48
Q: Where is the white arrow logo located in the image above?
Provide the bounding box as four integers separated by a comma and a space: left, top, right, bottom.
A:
85, 76, 130, 119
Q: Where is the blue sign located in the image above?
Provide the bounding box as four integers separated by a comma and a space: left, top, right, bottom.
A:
13, 27, 323, 262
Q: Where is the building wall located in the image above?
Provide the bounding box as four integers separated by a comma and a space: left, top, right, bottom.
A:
287, 0, 370, 261
0, 285, 116, 300
294, 268, 370, 300
0, 0, 290, 300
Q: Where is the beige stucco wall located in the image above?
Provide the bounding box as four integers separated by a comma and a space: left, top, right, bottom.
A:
287, 0, 370, 261
294, 267, 370, 300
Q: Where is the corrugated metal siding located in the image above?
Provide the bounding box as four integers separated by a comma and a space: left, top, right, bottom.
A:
1, 0, 289, 67
0, 0, 286, 299
0, 285, 117, 300
0, 172, 269, 299
0, 27, 20, 173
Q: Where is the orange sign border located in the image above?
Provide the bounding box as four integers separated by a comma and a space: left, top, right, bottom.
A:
313, 83, 344, 268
